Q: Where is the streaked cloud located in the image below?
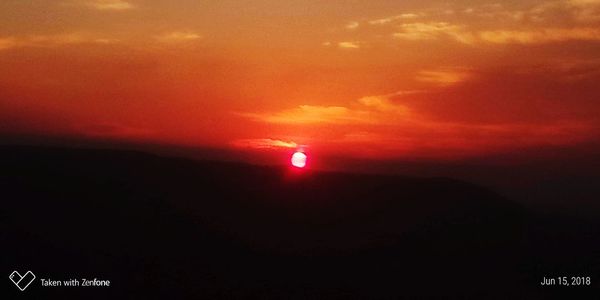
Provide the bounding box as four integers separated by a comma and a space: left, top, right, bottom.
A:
231, 138, 298, 149
156, 31, 202, 43
570, 0, 600, 22
479, 27, 600, 44
240, 105, 365, 125
346, 21, 360, 30
369, 13, 421, 25
392, 22, 475, 44
28, 33, 87, 45
0, 33, 117, 51
93, 38, 119, 44
338, 41, 360, 49
238, 92, 411, 125
357, 92, 414, 113
529, 0, 600, 22
392, 22, 600, 45
339, 1, 600, 47
416, 69, 470, 86
238, 87, 593, 158
87, 0, 135, 11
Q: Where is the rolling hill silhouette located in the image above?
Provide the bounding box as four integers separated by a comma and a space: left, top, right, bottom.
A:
1, 145, 598, 299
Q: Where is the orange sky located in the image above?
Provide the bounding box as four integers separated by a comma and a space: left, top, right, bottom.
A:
1, 0, 600, 165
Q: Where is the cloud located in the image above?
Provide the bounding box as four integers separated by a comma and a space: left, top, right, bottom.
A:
0, 33, 117, 51
93, 38, 119, 44
240, 105, 365, 125
369, 13, 422, 25
570, 0, 600, 21
479, 27, 600, 44
86, 0, 135, 11
345, 21, 359, 30
231, 139, 298, 149
28, 33, 86, 44
416, 69, 470, 86
455, 1, 600, 24
238, 92, 412, 125
338, 41, 360, 49
463, 3, 526, 21
392, 22, 475, 44
391, 21, 600, 45
357, 92, 413, 113
156, 31, 202, 43
529, 0, 600, 22
340, 1, 600, 47
236, 66, 599, 158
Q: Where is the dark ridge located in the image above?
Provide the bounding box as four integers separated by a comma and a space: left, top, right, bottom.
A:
1, 145, 598, 299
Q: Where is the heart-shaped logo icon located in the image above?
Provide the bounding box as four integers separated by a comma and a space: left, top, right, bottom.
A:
9, 270, 36, 291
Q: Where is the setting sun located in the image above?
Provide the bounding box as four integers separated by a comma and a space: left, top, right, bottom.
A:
291, 151, 307, 168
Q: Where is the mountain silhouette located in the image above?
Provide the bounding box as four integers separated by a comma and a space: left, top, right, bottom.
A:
1, 145, 598, 299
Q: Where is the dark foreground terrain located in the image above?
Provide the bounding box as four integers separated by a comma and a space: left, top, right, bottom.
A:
1, 145, 599, 299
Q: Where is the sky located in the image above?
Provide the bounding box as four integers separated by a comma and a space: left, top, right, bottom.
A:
1, 0, 600, 167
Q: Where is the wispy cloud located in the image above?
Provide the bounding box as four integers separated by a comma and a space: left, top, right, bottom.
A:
479, 27, 600, 44
345, 21, 359, 30
369, 13, 422, 25
528, 0, 600, 22
392, 22, 475, 44
416, 69, 470, 86
338, 41, 360, 49
231, 138, 298, 149
237, 86, 593, 158
240, 105, 366, 125
237, 91, 412, 125
86, 0, 135, 11
156, 31, 202, 43
392, 21, 600, 45
0, 33, 117, 51
340, 1, 600, 47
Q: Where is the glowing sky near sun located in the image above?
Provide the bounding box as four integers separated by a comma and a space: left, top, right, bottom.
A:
1, 0, 600, 165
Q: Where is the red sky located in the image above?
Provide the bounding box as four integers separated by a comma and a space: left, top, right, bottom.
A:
1, 0, 600, 167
